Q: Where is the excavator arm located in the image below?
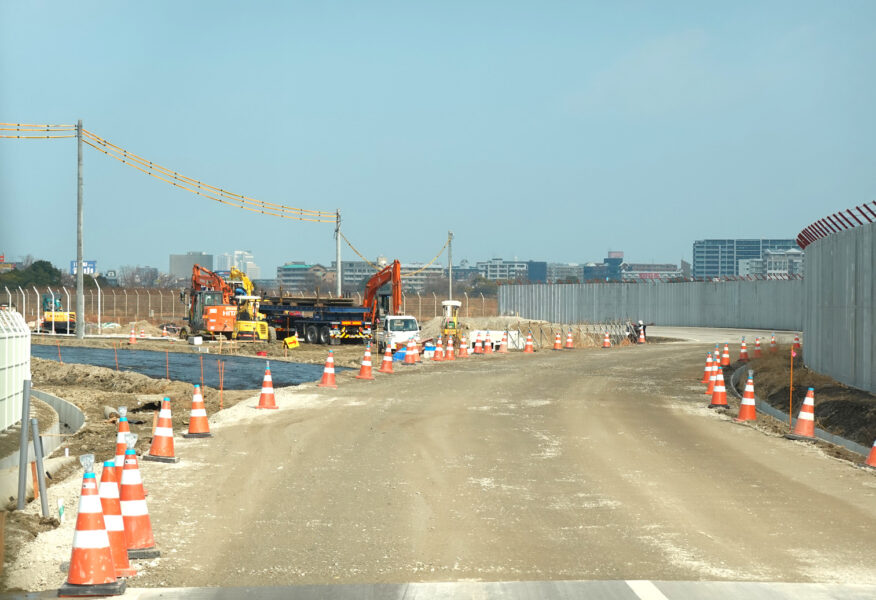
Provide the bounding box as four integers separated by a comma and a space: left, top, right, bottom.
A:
191, 264, 233, 303
363, 259, 402, 325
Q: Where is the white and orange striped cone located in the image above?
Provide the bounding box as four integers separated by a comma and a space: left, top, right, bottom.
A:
754, 337, 762, 358
793, 334, 802, 350
473, 332, 484, 355
552, 332, 562, 350
705, 361, 717, 396
523, 332, 534, 353
433, 337, 445, 362
564, 329, 574, 349
318, 351, 338, 388
458, 336, 469, 358
99, 461, 136, 578
113, 407, 130, 482
720, 344, 731, 366
498, 332, 508, 353
378, 346, 394, 374
770, 334, 777, 353
638, 327, 646, 344
161, 326, 168, 337
404, 339, 417, 365
59, 455, 126, 597
144, 398, 179, 463
256, 363, 278, 408
785, 388, 816, 440
139, 328, 145, 339
128, 327, 137, 345
864, 440, 876, 470
709, 368, 729, 409
183, 384, 212, 437
356, 345, 375, 380
445, 336, 455, 361
602, 332, 611, 349
739, 338, 749, 362
735, 371, 757, 422
413, 337, 422, 363
119, 434, 159, 559
484, 332, 493, 354
700, 353, 713, 384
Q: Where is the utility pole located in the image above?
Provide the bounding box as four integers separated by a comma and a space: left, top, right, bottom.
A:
335, 209, 342, 297
75, 120, 85, 339
448, 231, 453, 301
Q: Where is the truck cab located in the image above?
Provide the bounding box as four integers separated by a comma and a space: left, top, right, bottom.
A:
376, 315, 420, 353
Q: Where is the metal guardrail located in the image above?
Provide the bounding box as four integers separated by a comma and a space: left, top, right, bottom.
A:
796, 200, 876, 249
0, 308, 30, 431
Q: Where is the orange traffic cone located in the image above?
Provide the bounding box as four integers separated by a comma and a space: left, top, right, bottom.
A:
413, 338, 422, 363
113, 407, 130, 481
59, 455, 126, 597
793, 334, 802, 350
458, 336, 469, 358
770, 334, 777, 353
705, 361, 717, 396
128, 327, 137, 345
256, 363, 278, 408
638, 328, 646, 344
552, 332, 562, 350
161, 326, 168, 337
524, 332, 534, 353
700, 353, 713, 384
735, 372, 757, 422
720, 344, 731, 366
99, 461, 136, 577
445, 336, 455, 361
473, 332, 484, 354
754, 337, 762, 358
785, 388, 816, 440
144, 398, 179, 463
864, 440, 876, 470
119, 434, 159, 559
139, 328, 145, 339
433, 338, 445, 362
498, 332, 508, 353
602, 332, 611, 349
378, 346, 394, 373
709, 368, 729, 408
356, 345, 375, 380
318, 351, 338, 388
404, 339, 417, 365
739, 338, 749, 362
183, 384, 212, 437
484, 332, 493, 354
564, 329, 574, 349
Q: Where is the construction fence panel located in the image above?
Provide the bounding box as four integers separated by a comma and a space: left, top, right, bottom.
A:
499, 280, 804, 330
0, 309, 30, 431
803, 221, 875, 393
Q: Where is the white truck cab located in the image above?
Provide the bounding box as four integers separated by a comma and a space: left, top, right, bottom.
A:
376, 315, 420, 353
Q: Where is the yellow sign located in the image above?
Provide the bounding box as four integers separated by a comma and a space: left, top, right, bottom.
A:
283, 335, 300, 349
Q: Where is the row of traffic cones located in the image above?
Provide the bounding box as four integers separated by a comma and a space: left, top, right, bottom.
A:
62, 380, 219, 595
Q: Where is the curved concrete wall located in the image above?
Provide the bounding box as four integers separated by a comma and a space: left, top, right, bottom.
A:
803, 221, 875, 393
499, 280, 803, 330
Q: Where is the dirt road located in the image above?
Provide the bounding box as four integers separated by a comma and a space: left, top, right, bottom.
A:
9, 338, 876, 589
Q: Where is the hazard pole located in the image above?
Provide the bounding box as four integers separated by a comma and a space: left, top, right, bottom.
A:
75, 119, 85, 339
335, 209, 342, 297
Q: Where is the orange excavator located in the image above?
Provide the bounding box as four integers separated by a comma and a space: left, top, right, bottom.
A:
362, 259, 402, 325
180, 264, 237, 340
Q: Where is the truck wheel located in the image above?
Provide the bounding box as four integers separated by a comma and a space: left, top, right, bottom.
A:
305, 325, 319, 344
179, 327, 189, 340
268, 327, 277, 342
318, 325, 331, 345
378, 342, 386, 354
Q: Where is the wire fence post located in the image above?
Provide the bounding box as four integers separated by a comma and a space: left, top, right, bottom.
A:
480, 293, 485, 317
134, 289, 139, 322
464, 292, 469, 317
433, 292, 437, 318
417, 292, 422, 322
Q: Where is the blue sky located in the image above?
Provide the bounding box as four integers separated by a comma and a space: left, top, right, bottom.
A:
1, 1, 874, 276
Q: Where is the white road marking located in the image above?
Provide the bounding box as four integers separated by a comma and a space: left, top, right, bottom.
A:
627, 580, 670, 600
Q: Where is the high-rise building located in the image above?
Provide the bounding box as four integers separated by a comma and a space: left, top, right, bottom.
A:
169, 251, 213, 279
215, 253, 232, 271
692, 239, 800, 279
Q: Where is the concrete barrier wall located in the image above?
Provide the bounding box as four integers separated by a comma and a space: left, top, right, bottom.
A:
0, 390, 85, 470
803, 222, 875, 393
499, 280, 804, 330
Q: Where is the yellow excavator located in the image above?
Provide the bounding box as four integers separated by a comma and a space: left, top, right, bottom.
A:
227, 267, 274, 341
